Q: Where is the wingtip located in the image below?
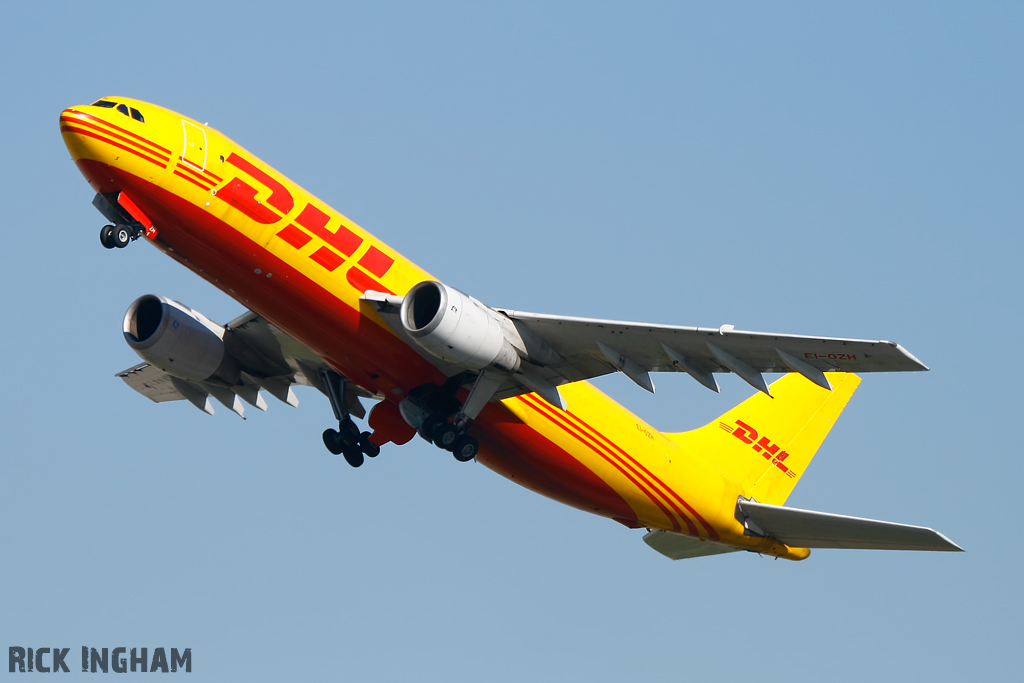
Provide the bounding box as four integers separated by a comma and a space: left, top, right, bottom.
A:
885, 341, 930, 371
936, 531, 964, 552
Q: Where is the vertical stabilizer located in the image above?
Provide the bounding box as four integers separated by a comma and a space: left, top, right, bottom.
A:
665, 373, 860, 505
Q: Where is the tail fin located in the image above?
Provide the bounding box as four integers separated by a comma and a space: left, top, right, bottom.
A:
665, 373, 860, 505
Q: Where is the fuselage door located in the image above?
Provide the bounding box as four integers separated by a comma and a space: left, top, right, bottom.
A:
181, 120, 207, 171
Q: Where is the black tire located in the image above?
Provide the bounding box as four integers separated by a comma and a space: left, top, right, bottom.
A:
113, 225, 131, 248
100, 225, 116, 249
322, 429, 343, 455
359, 432, 380, 458
338, 418, 360, 446
452, 435, 478, 462
419, 415, 442, 443
432, 422, 459, 451
342, 448, 364, 468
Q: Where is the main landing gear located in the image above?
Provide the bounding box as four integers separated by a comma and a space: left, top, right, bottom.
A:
402, 370, 505, 463
320, 369, 380, 468
100, 223, 138, 249
401, 380, 479, 463
422, 414, 480, 463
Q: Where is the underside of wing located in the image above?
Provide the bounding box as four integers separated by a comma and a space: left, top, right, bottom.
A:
116, 302, 378, 419
362, 286, 928, 411
117, 362, 188, 403
498, 310, 927, 395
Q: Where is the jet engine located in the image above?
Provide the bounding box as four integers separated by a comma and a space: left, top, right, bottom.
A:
123, 294, 238, 383
400, 280, 521, 372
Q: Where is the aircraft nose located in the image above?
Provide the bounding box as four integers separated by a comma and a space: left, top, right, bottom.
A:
59, 106, 96, 161
59, 105, 122, 193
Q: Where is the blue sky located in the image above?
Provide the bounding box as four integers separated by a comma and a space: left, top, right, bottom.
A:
2, 2, 1021, 680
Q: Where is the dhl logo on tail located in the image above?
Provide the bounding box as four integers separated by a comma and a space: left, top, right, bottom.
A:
719, 420, 798, 478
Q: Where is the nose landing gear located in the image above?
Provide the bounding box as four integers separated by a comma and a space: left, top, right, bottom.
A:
100, 223, 137, 249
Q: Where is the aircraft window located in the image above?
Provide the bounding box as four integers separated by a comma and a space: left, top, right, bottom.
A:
92, 100, 117, 108
116, 104, 130, 117
130, 108, 145, 123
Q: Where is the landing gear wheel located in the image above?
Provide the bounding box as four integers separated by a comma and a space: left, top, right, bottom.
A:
338, 418, 360, 445
432, 422, 459, 451
419, 415, 443, 443
112, 225, 131, 248
342, 448, 364, 468
100, 225, 116, 249
359, 432, 380, 458
452, 435, 479, 462
322, 429, 344, 455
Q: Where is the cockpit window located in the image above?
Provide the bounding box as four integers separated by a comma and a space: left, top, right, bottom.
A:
89, 99, 144, 123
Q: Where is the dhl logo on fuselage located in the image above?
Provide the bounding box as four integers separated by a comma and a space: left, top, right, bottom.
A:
719, 420, 798, 479
210, 153, 396, 294
61, 108, 398, 296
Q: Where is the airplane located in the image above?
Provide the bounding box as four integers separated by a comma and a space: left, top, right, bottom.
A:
59, 97, 961, 561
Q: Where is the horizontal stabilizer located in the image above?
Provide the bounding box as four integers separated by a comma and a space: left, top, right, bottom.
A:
643, 530, 740, 560
737, 500, 962, 552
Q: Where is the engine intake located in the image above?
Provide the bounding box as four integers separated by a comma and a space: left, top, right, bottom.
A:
123, 294, 238, 383
400, 281, 521, 372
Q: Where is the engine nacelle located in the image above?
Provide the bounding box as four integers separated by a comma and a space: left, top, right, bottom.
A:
123, 294, 237, 383
400, 281, 521, 372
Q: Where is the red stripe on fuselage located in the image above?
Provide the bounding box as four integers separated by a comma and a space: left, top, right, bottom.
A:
60, 125, 166, 169
472, 404, 641, 522
516, 395, 716, 540
581, 416, 718, 539
199, 166, 222, 183
77, 109, 172, 153
174, 162, 215, 189
518, 394, 691, 534
60, 116, 170, 164
173, 169, 214, 192
63, 110, 172, 157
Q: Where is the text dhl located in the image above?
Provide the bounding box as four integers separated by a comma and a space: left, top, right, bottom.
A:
731, 420, 798, 479
212, 153, 396, 294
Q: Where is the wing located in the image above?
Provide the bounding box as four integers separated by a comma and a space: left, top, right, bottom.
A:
116, 311, 376, 418
497, 310, 927, 395
362, 290, 927, 405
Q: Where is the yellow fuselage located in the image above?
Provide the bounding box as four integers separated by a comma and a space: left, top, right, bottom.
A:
61, 97, 809, 559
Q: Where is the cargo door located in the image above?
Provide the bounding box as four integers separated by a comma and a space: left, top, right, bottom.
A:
181, 120, 208, 171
